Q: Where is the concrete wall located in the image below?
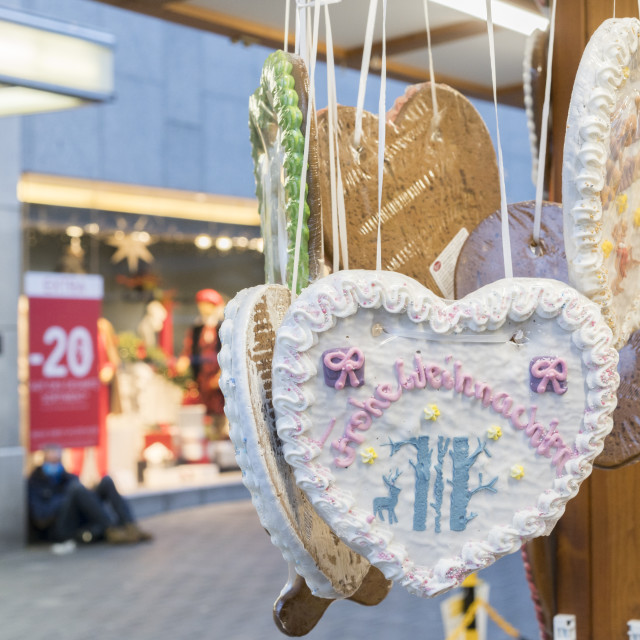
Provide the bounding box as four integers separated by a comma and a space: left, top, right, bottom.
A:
0, 111, 24, 549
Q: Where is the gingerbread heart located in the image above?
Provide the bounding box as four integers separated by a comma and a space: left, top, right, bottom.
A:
219, 284, 385, 612
563, 18, 640, 348
272, 270, 618, 597
249, 51, 323, 292
455, 201, 640, 469
316, 83, 500, 293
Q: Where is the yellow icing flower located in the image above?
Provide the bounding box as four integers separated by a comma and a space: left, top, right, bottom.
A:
634, 208, 640, 227
423, 404, 440, 421
623, 66, 631, 80
510, 464, 525, 480
360, 447, 378, 464
616, 193, 628, 214
602, 239, 614, 258
487, 425, 502, 440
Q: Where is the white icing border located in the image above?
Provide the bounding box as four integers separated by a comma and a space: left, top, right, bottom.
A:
272, 270, 619, 598
562, 17, 640, 348
219, 284, 342, 599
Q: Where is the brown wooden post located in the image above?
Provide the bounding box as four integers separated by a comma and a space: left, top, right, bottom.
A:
539, 2, 640, 638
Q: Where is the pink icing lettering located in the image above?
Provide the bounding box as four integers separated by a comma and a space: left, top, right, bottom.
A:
454, 361, 475, 396
441, 369, 455, 390
474, 382, 493, 408
552, 446, 574, 474
331, 438, 356, 467
511, 405, 529, 430
491, 391, 513, 417
425, 365, 443, 389
323, 348, 365, 390
377, 382, 403, 402
395, 359, 415, 390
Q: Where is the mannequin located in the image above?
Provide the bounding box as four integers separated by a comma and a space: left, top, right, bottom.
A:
177, 289, 227, 438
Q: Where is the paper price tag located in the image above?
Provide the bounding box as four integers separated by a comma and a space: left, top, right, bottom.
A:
429, 227, 469, 300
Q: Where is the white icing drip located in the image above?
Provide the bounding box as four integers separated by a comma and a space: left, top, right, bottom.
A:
563, 17, 640, 347
272, 270, 619, 598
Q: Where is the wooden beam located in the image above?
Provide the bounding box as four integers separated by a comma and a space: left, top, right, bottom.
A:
343, 20, 492, 63
93, 0, 523, 106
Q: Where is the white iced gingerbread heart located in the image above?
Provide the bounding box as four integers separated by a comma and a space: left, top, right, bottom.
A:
272, 271, 619, 597
563, 18, 640, 348
219, 284, 373, 601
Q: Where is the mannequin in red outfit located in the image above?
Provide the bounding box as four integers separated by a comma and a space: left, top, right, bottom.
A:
176, 289, 227, 438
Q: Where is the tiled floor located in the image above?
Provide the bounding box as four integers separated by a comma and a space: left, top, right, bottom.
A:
0, 500, 539, 640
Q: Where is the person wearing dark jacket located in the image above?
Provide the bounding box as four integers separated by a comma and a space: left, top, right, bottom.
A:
28, 444, 151, 546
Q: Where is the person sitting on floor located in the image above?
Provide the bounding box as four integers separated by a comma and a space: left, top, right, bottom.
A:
28, 444, 152, 546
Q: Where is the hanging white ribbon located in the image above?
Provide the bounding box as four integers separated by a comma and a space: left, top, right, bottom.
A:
354, 0, 379, 147
325, 4, 349, 272
485, 0, 512, 280
422, 0, 440, 129
532, 0, 557, 245
284, 0, 291, 52
291, 0, 320, 298
376, 0, 387, 272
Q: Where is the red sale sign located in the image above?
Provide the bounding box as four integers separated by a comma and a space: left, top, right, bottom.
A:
26, 272, 104, 452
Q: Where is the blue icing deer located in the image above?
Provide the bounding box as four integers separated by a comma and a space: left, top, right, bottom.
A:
373, 469, 402, 525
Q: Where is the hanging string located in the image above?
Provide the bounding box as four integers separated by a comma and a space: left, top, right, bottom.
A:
291, 0, 320, 298
532, 0, 557, 245
324, 4, 349, 271
295, 3, 302, 57
284, 0, 291, 52
325, 4, 340, 273
485, 0, 513, 280
422, 0, 440, 130
376, 0, 387, 272
354, 0, 379, 147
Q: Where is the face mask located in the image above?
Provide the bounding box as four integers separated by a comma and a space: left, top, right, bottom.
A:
42, 462, 64, 479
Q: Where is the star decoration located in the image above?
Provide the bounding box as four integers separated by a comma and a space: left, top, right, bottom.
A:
108, 232, 154, 272
360, 447, 378, 465
423, 404, 440, 421
602, 239, 614, 259
487, 425, 502, 440
510, 464, 525, 480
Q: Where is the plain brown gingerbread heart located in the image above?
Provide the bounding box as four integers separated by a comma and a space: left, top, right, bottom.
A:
455, 200, 640, 469
316, 82, 500, 294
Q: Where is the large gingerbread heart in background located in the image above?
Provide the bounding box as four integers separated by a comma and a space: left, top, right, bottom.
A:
316, 83, 500, 293
272, 271, 618, 597
563, 18, 640, 349
456, 201, 640, 469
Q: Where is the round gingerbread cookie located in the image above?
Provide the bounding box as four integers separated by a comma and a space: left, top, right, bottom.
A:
273, 270, 619, 597
316, 83, 500, 293
218, 284, 373, 602
249, 51, 323, 292
563, 18, 640, 348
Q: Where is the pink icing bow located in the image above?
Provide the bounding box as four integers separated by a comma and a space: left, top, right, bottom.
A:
323, 348, 365, 390
531, 357, 567, 394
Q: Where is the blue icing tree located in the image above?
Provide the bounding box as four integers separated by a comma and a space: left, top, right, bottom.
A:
384, 436, 432, 532
448, 437, 498, 532
430, 436, 451, 534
